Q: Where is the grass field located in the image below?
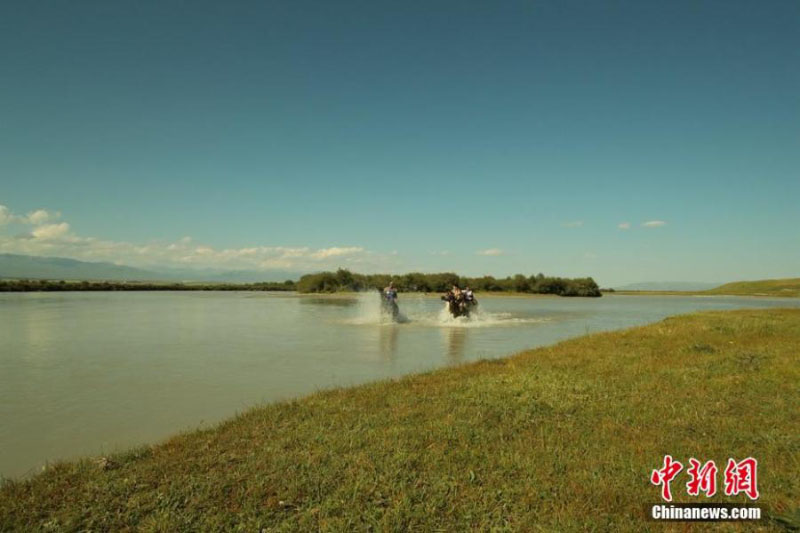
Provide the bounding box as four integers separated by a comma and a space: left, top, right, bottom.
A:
2, 309, 799, 531
705, 279, 800, 298
616, 278, 800, 298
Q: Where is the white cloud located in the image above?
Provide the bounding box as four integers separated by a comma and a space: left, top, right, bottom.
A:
618, 222, 631, 230
0, 205, 61, 226
430, 250, 450, 256
0, 204, 389, 272
26, 209, 60, 225
31, 222, 71, 240
476, 248, 504, 256
584, 252, 598, 259
562, 221, 584, 228
642, 220, 666, 228
310, 246, 364, 260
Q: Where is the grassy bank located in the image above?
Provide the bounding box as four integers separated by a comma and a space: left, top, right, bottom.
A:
615, 278, 800, 298
2, 309, 799, 531
705, 278, 800, 298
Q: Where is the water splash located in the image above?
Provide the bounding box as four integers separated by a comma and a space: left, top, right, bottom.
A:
346, 292, 409, 325
342, 293, 546, 328
429, 304, 547, 328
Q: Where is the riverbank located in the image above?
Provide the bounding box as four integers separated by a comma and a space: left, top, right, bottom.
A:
2, 308, 798, 530
614, 278, 800, 298
0, 281, 595, 298
615, 290, 800, 298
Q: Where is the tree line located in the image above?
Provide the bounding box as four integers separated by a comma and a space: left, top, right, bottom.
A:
0, 279, 297, 292
1, 271, 602, 297
297, 270, 601, 297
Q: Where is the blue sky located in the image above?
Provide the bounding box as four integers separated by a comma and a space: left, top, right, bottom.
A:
1, 0, 798, 286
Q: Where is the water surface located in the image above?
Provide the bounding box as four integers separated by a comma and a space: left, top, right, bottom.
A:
1, 291, 797, 479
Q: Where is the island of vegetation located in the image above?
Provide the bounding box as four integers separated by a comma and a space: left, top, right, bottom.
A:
1, 308, 797, 530
0, 270, 603, 297
296, 270, 602, 296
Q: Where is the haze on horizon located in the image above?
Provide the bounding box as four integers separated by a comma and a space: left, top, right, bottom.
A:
2, 0, 798, 287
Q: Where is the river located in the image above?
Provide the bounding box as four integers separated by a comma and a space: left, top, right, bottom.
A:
1, 291, 797, 479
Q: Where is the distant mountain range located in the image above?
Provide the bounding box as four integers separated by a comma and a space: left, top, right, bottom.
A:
613, 281, 721, 291
0, 254, 730, 289
0, 254, 301, 283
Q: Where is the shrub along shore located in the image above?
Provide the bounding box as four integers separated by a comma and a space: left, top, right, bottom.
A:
296, 270, 602, 296
1, 308, 798, 530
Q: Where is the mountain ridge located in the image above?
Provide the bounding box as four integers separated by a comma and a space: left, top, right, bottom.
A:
0, 253, 300, 283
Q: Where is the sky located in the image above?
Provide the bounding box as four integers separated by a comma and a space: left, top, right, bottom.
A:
1, 0, 798, 286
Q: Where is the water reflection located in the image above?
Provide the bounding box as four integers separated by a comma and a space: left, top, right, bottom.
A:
298, 297, 357, 307
442, 328, 467, 365
378, 326, 398, 361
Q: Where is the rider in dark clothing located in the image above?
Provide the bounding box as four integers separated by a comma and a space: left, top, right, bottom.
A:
383, 282, 398, 302
442, 284, 474, 317
463, 286, 476, 306
381, 281, 399, 319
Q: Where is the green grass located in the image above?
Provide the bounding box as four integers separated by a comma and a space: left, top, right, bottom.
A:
705, 278, 800, 298
2, 309, 799, 531
616, 278, 800, 298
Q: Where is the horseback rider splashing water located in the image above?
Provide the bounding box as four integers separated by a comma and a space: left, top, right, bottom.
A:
441, 284, 478, 318
380, 281, 400, 320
